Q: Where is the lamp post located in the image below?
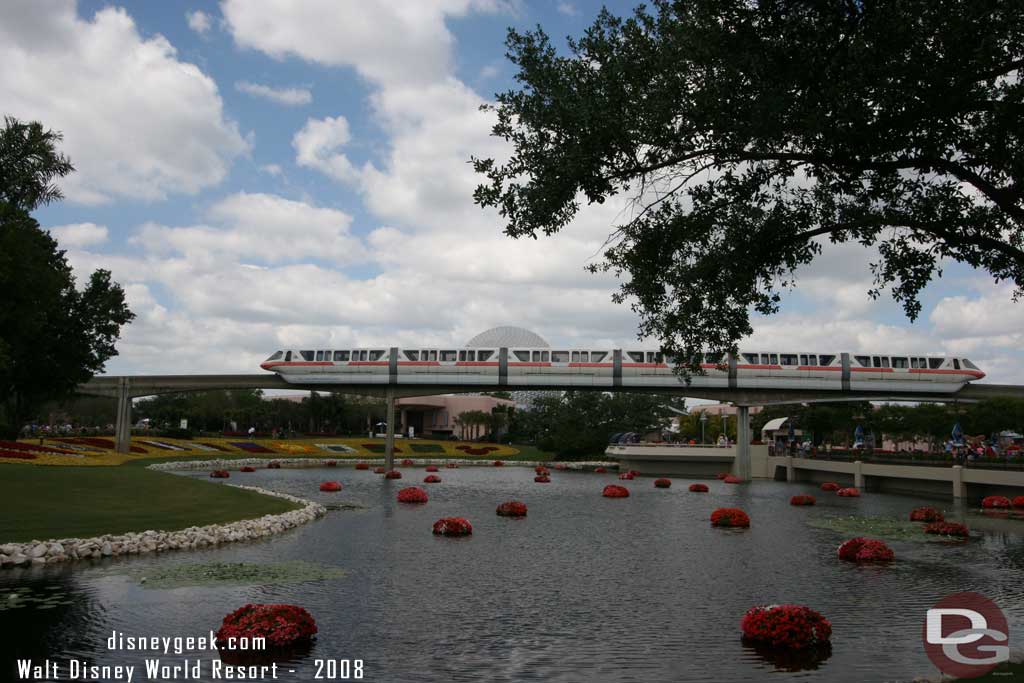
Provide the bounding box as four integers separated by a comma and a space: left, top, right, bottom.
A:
700, 412, 708, 444
722, 414, 729, 445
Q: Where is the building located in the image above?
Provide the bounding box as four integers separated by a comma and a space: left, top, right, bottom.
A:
395, 394, 514, 439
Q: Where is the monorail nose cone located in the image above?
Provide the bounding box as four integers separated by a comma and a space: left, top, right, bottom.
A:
260, 362, 272, 370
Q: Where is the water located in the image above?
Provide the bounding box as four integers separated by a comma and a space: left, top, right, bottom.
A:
2, 467, 1023, 682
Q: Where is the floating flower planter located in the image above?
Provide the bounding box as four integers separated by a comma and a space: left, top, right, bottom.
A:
711, 508, 750, 528
535, 466, 549, 475
493, 460, 505, 467
423, 475, 441, 483
740, 604, 831, 650
425, 465, 439, 472
216, 604, 317, 649
534, 475, 551, 483
319, 481, 342, 492
355, 463, 369, 470
445, 463, 459, 469
373, 466, 386, 474
1014, 496, 1024, 509
689, 483, 709, 492
603, 484, 630, 498
982, 496, 1011, 509
836, 487, 860, 497
820, 482, 839, 491
837, 537, 894, 562
618, 472, 634, 480
267, 462, 281, 469
325, 461, 337, 467
654, 478, 671, 488
384, 470, 402, 479
239, 466, 256, 473
790, 495, 816, 506
210, 470, 230, 478
924, 521, 970, 538
401, 459, 414, 467
723, 475, 742, 484
716, 472, 729, 480
432, 517, 472, 536
496, 501, 527, 517
594, 467, 607, 473
397, 487, 428, 503
909, 507, 944, 522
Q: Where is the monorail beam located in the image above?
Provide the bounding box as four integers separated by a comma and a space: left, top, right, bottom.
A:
115, 377, 132, 454
385, 387, 396, 472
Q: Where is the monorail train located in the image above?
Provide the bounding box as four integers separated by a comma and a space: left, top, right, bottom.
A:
260, 347, 984, 393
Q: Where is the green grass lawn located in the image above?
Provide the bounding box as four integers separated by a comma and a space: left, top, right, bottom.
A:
0, 465, 300, 543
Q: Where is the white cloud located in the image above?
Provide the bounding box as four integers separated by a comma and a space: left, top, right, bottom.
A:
260, 163, 283, 176
235, 81, 312, 106
0, 1, 248, 204
293, 116, 359, 183
557, 2, 578, 16
48, 222, 108, 248
185, 9, 212, 35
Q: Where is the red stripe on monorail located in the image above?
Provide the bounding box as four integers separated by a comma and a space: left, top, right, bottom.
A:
622, 363, 670, 368
797, 366, 842, 371
851, 367, 894, 373
455, 361, 500, 366
911, 368, 985, 378
569, 363, 615, 367
736, 364, 783, 370
397, 361, 441, 366
508, 362, 552, 367
263, 361, 333, 368
348, 361, 389, 366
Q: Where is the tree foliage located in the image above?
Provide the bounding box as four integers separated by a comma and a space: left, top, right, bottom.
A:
0, 116, 133, 436
473, 0, 1024, 366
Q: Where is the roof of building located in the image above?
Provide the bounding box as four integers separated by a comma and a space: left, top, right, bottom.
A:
465, 326, 550, 348
761, 417, 789, 433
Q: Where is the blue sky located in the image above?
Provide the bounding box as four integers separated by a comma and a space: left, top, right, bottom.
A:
5, 1, 1020, 383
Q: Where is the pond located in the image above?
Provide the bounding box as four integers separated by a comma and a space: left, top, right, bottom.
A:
2, 466, 1023, 682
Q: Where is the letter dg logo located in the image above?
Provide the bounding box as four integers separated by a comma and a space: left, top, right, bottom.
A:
923, 592, 1009, 678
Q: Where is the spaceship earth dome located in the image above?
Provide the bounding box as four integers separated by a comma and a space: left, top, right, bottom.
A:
465, 326, 550, 348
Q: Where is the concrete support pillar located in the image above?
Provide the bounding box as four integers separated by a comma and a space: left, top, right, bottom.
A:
400, 409, 407, 435
385, 387, 396, 472
115, 377, 132, 454
735, 405, 751, 481
853, 460, 864, 489
785, 455, 795, 482
951, 465, 966, 499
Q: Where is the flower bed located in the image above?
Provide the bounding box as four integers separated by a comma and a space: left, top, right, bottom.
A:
740, 605, 831, 650
711, 508, 750, 528
455, 445, 498, 456
496, 501, 527, 517
534, 475, 551, 483
425, 465, 439, 472
836, 487, 860, 497
820, 482, 840, 492
397, 487, 429, 503
0, 440, 74, 455
210, 470, 230, 478
216, 604, 317, 648
355, 463, 369, 470
384, 470, 402, 479
924, 521, 970, 538
837, 537, 894, 562
654, 478, 672, 488
909, 507, 944, 523
602, 484, 630, 498
424, 475, 442, 483
319, 481, 342, 492
723, 475, 742, 484
362, 444, 403, 454
618, 472, 634, 480
373, 466, 386, 474
432, 517, 472, 536
230, 442, 276, 454
239, 466, 256, 472
410, 444, 445, 454
0, 449, 38, 460
59, 437, 148, 454
688, 483, 709, 492
982, 495, 1012, 509
790, 495, 816, 506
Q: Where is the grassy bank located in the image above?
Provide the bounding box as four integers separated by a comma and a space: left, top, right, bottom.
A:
0, 465, 300, 543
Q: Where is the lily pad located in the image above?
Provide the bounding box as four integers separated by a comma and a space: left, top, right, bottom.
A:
120, 561, 345, 589
807, 515, 963, 542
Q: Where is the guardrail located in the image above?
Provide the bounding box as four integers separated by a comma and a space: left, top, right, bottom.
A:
788, 451, 1024, 472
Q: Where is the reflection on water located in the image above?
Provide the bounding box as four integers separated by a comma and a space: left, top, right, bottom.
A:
2, 468, 1023, 682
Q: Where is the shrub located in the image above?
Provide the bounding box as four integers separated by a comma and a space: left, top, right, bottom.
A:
1014, 496, 1024, 509
534, 475, 551, 483
423, 475, 442, 483
909, 507, 944, 523
602, 484, 630, 498
210, 470, 230, 478
496, 501, 528, 517
654, 478, 672, 488
837, 537, 894, 562
384, 470, 402, 479
216, 604, 317, 648
724, 475, 742, 484
401, 458, 414, 467
688, 483, 709, 492
790, 495, 816, 506
618, 472, 634, 480
373, 466, 386, 474
820, 482, 839, 491
711, 508, 750, 527
425, 465, 439, 472
740, 605, 831, 650
319, 481, 342, 492
397, 487, 428, 503
432, 517, 472, 536
836, 487, 860, 497
239, 466, 256, 473
982, 496, 1011, 509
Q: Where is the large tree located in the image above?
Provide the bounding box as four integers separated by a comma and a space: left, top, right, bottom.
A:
473, 0, 1024, 366
0, 117, 134, 436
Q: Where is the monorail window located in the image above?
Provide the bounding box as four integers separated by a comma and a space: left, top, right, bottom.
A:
478, 350, 493, 361
552, 351, 569, 363
369, 350, 384, 361
285, 351, 292, 362
743, 353, 759, 364
963, 359, 979, 370
929, 358, 944, 369
646, 352, 664, 363
780, 354, 797, 366
760, 354, 778, 365
819, 355, 834, 365
799, 354, 808, 365
910, 358, 921, 369
892, 357, 908, 368
953, 359, 961, 370
571, 351, 581, 363
440, 350, 456, 362
428, 350, 437, 361
359, 350, 368, 361
628, 352, 645, 363
300, 350, 314, 361
459, 351, 466, 361
542, 351, 550, 362
514, 350, 531, 362
315, 351, 324, 361
266, 351, 283, 361
919, 358, 927, 368
335, 351, 350, 361
855, 355, 870, 367
403, 350, 418, 361
591, 352, 606, 362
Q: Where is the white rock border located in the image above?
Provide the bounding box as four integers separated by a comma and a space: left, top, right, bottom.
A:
147, 457, 618, 471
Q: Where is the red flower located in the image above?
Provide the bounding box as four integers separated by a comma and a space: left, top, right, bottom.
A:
210, 470, 230, 478
319, 481, 342, 492
982, 495, 1011, 509
654, 478, 672, 488
724, 475, 742, 484
1014, 496, 1024, 509
401, 458, 414, 467
837, 537, 894, 562
535, 466, 549, 475
618, 472, 634, 480
924, 521, 970, 537
594, 467, 607, 473
397, 487, 429, 503
496, 501, 527, 517
215, 604, 317, 649
425, 465, 439, 472
355, 463, 370, 470
239, 466, 256, 472
688, 483, 709, 492
820, 482, 839, 491
373, 466, 386, 474
0, 450, 37, 460
493, 460, 505, 466
384, 470, 402, 479
909, 507, 944, 522
711, 508, 750, 528
424, 474, 442, 483
534, 475, 551, 483
740, 605, 831, 650
836, 487, 860, 497
790, 495, 816, 506
432, 517, 472, 536
602, 484, 630, 498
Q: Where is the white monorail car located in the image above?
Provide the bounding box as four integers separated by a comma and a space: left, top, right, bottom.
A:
260, 347, 984, 393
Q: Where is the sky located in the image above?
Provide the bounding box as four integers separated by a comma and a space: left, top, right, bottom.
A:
4, 0, 1022, 383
